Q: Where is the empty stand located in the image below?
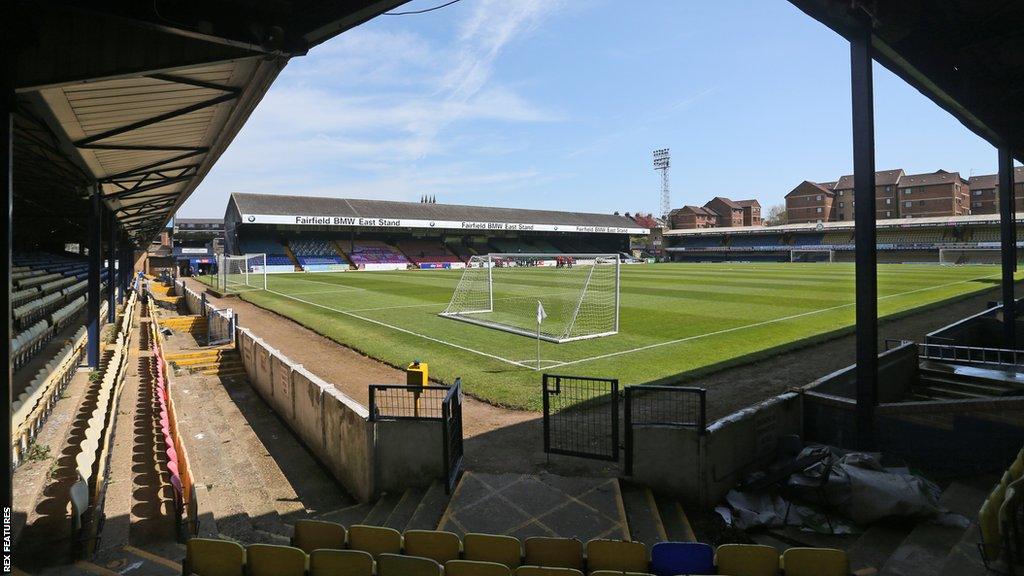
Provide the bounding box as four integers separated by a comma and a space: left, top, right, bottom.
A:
397, 240, 463, 265
341, 241, 410, 268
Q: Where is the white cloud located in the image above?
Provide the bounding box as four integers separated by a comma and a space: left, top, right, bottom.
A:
182, 1, 568, 216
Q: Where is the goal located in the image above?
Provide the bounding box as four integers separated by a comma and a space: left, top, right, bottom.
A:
790, 249, 835, 263
939, 248, 1002, 266
440, 253, 620, 343
218, 253, 267, 292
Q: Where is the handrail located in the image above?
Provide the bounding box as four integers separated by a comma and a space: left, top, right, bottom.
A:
919, 341, 1024, 367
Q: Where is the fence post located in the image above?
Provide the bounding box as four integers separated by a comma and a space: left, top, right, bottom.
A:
200, 292, 207, 315
624, 388, 632, 475
368, 386, 376, 422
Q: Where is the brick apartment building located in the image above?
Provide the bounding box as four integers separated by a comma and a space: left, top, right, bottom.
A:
670, 197, 762, 229
784, 181, 836, 224
968, 166, 1024, 214
670, 206, 718, 229
786, 168, 974, 224
831, 169, 905, 221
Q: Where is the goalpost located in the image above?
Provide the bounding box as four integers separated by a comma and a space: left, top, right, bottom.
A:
218, 253, 267, 292
790, 249, 835, 263
440, 253, 620, 343
939, 248, 1003, 266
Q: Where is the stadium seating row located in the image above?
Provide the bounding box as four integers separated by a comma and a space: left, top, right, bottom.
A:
397, 240, 463, 264
978, 445, 1024, 567
69, 290, 137, 537
12, 294, 104, 372
185, 524, 850, 576
345, 241, 409, 265
11, 326, 88, 467
149, 303, 198, 536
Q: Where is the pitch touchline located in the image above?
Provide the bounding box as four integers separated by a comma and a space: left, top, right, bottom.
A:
547, 272, 1001, 369
264, 289, 536, 370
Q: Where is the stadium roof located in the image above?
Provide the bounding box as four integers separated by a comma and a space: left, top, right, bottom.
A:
788, 0, 1024, 163
665, 212, 1024, 236
10, 1, 403, 246
228, 192, 648, 234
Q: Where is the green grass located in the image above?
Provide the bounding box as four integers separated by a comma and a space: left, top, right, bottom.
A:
225, 263, 1007, 410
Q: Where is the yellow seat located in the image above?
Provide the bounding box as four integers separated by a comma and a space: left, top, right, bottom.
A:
184, 538, 245, 576
446, 560, 514, 576
377, 553, 444, 576
464, 533, 523, 568
348, 525, 403, 558
405, 530, 462, 563
515, 567, 585, 576
715, 543, 779, 576
780, 547, 848, 576
245, 544, 307, 576
293, 520, 348, 553
980, 498, 1000, 560
1010, 452, 1024, 480
585, 540, 647, 574
524, 537, 584, 571
309, 549, 375, 576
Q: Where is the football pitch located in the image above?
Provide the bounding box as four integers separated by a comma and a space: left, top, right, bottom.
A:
228, 263, 1005, 409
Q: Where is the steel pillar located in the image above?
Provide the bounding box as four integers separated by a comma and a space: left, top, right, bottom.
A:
999, 148, 1017, 348
851, 26, 877, 450
107, 208, 117, 322
87, 185, 102, 367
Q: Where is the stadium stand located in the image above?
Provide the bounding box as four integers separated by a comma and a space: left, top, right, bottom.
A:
397, 240, 463, 265
181, 529, 852, 576
728, 234, 782, 248
239, 237, 293, 267
289, 238, 348, 270
490, 239, 535, 254
342, 241, 410, 269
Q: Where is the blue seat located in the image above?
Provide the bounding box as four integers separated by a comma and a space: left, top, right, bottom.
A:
650, 542, 714, 576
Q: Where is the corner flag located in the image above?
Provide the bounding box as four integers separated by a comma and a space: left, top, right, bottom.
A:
536, 301, 546, 370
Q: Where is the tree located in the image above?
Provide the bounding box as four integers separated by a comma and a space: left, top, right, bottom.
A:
764, 203, 788, 226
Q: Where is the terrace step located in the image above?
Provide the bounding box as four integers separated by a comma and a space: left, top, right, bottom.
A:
916, 384, 991, 400
618, 480, 666, 550
879, 482, 987, 576
384, 486, 428, 531
652, 492, 695, 542
362, 491, 404, 527
918, 375, 1016, 396
406, 481, 452, 531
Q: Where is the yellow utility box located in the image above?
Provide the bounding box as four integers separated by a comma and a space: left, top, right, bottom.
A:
407, 360, 429, 387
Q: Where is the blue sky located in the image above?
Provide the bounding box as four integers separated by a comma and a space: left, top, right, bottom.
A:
179, 0, 1009, 218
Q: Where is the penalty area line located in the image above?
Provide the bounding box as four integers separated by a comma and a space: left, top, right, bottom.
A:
265, 289, 537, 370
549, 272, 1001, 369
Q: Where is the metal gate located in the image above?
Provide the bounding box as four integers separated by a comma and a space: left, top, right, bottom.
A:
624, 385, 706, 474
207, 307, 234, 346
542, 374, 619, 461
441, 378, 464, 494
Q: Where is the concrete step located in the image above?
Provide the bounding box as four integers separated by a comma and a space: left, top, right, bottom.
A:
917, 385, 986, 400
879, 483, 987, 576
406, 481, 452, 531
384, 486, 427, 531
315, 502, 375, 527
183, 375, 281, 542
652, 493, 695, 542
618, 480, 665, 549
846, 519, 916, 574
919, 376, 1012, 397
363, 492, 404, 526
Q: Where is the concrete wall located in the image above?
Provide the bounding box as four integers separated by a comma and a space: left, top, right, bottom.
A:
805, 341, 917, 403
375, 419, 445, 493
236, 327, 376, 501
629, 392, 802, 508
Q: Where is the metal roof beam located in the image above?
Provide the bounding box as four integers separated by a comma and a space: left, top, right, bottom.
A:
74, 91, 239, 148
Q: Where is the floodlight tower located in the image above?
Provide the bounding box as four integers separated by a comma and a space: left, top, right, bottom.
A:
653, 148, 671, 219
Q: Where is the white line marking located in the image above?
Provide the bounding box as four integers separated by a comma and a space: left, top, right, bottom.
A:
271, 275, 366, 291
265, 289, 535, 370
547, 272, 1001, 369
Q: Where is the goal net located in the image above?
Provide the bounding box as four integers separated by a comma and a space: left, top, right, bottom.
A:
440, 254, 620, 343
218, 253, 267, 292
939, 248, 1003, 266
790, 249, 835, 263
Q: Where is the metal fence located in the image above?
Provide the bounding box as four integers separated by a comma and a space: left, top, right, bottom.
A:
919, 342, 1024, 367
368, 385, 449, 421
624, 385, 706, 474
542, 374, 619, 461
